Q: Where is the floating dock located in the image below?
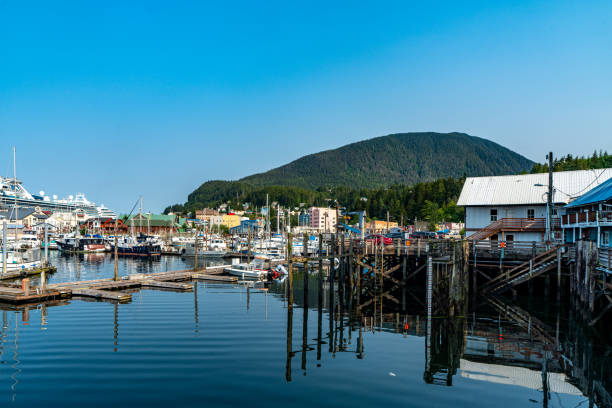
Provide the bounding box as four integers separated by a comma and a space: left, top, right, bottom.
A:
0, 263, 238, 305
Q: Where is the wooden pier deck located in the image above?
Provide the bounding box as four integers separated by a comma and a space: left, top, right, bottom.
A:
0, 265, 57, 281
0, 263, 239, 305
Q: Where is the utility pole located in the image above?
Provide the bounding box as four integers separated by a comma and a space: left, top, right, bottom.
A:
386, 210, 390, 233
547, 152, 554, 244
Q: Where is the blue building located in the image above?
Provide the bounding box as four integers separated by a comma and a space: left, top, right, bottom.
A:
562, 177, 612, 248
298, 211, 310, 227
230, 219, 260, 235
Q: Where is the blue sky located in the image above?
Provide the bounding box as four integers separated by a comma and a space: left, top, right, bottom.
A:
1, 1, 611, 213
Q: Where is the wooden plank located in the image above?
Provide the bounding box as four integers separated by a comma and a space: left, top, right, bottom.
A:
141, 280, 193, 291
90, 281, 142, 291
71, 288, 132, 302
0, 266, 57, 281
192, 274, 238, 282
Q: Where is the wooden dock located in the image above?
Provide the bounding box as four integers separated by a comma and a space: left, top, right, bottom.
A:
0, 265, 57, 281
0, 263, 242, 305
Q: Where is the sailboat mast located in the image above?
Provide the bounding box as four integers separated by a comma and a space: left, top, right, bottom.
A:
13, 146, 17, 245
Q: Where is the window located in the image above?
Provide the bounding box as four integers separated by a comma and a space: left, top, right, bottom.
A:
603, 231, 610, 247
527, 209, 535, 220
490, 209, 498, 222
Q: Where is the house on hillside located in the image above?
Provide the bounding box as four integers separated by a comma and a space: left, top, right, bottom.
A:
561, 177, 612, 247
457, 169, 612, 243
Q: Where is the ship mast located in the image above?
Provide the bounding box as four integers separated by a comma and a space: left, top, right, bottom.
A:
13, 146, 17, 246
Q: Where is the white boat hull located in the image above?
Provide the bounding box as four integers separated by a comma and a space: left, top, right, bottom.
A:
224, 267, 268, 280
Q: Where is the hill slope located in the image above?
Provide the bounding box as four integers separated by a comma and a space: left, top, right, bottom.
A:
240, 132, 533, 189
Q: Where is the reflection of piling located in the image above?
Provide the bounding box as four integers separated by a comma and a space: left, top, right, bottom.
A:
317, 233, 323, 362
113, 303, 118, 352
302, 237, 308, 371
285, 232, 294, 382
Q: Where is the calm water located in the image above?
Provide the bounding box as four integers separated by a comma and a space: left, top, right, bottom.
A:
0, 252, 609, 407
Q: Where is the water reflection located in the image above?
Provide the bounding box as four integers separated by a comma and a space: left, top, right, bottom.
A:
0, 258, 608, 407
278, 271, 611, 407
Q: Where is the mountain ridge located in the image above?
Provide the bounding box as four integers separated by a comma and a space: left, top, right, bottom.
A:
239, 132, 533, 189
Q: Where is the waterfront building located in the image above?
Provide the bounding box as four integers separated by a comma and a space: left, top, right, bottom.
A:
561, 176, 612, 247
79, 217, 127, 234
229, 219, 261, 235
195, 209, 223, 227
298, 211, 310, 226
124, 213, 178, 234
364, 220, 399, 234
0, 207, 48, 230
308, 207, 337, 233
457, 169, 612, 242
221, 214, 241, 229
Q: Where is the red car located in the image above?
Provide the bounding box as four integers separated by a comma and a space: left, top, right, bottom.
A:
365, 234, 393, 245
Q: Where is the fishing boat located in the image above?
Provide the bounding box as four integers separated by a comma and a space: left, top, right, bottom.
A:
111, 235, 162, 256
57, 235, 106, 253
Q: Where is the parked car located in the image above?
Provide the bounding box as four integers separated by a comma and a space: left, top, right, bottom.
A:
384, 232, 405, 240
365, 234, 393, 245
409, 231, 438, 240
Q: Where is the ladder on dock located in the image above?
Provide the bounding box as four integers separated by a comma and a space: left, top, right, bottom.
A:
481, 246, 561, 294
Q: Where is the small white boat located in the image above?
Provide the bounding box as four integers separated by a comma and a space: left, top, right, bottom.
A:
20, 235, 41, 249
225, 257, 271, 280
0, 251, 42, 273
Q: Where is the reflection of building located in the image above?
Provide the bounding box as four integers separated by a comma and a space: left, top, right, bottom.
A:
460, 359, 582, 395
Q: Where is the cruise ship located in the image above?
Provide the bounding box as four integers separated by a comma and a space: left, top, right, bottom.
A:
0, 175, 114, 218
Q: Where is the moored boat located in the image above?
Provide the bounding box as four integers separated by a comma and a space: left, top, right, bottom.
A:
111, 235, 162, 256
57, 235, 106, 253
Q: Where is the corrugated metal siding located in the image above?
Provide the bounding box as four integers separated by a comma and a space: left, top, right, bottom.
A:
457, 168, 612, 206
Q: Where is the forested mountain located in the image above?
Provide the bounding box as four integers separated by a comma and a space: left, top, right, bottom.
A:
240, 132, 533, 189
164, 178, 465, 226
164, 132, 534, 225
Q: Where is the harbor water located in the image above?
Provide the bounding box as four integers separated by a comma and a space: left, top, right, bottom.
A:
0, 253, 609, 407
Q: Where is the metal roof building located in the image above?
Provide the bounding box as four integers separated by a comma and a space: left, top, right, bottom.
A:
565, 176, 612, 208
457, 168, 612, 207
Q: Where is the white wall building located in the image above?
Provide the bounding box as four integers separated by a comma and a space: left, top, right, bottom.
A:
308, 207, 337, 233
457, 169, 612, 242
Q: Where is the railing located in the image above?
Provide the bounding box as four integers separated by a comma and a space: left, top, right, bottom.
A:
468, 218, 555, 241
481, 245, 563, 293
471, 239, 550, 253
562, 210, 612, 226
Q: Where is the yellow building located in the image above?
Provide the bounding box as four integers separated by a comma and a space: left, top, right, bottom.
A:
222, 214, 241, 229
365, 220, 399, 234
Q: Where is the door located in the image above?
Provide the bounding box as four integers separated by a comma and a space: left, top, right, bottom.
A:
506, 234, 514, 249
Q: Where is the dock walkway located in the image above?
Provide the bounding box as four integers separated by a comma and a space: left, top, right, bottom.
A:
0, 263, 240, 305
